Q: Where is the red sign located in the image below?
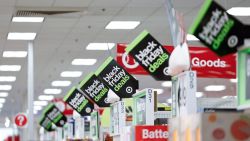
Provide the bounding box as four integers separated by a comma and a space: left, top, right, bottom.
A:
14, 113, 28, 127
135, 125, 168, 141
117, 44, 236, 78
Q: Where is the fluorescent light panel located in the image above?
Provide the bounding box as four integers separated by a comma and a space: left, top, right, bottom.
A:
86, 43, 115, 50
38, 95, 54, 101
0, 103, 3, 108
34, 105, 43, 111
12, 17, 44, 22
61, 71, 82, 78
0, 92, 8, 97
51, 81, 71, 87
0, 76, 16, 82
0, 98, 6, 103
0, 65, 21, 71
3, 51, 27, 58
7, 32, 36, 40
0, 85, 12, 91
230, 79, 237, 83
72, 59, 97, 66
34, 101, 48, 106
105, 21, 140, 29
44, 88, 62, 95
187, 34, 199, 41
161, 81, 172, 87
196, 92, 204, 98
205, 85, 226, 91
227, 7, 250, 16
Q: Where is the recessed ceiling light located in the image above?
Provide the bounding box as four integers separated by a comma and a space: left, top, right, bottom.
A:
0, 92, 8, 97
86, 43, 115, 50
38, 95, 54, 101
0, 103, 3, 108
34, 101, 48, 106
72, 59, 97, 66
60, 71, 82, 78
161, 81, 172, 87
0, 76, 16, 82
0, 65, 21, 71
7, 32, 37, 40
227, 7, 250, 16
3, 51, 27, 58
12, 17, 44, 22
0, 98, 6, 103
167, 98, 172, 104
204, 85, 226, 91
230, 79, 237, 83
34, 105, 43, 111
105, 21, 140, 29
44, 89, 62, 95
0, 85, 12, 91
51, 81, 71, 87
154, 89, 164, 94
187, 34, 199, 41
196, 92, 204, 98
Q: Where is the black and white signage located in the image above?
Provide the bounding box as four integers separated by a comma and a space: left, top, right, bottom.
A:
96, 57, 138, 98
63, 87, 94, 116
79, 73, 111, 107
126, 30, 171, 80
39, 116, 55, 132
43, 104, 67, 127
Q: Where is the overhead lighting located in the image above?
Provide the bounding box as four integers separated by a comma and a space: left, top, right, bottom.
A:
0, 65, 21, 71
204, 85, 226, 91
0, 98, 6, 103
187, 34, 199, 41
230, 79, 237, 83
167, 98, 172, 104
0, 85, 12, 91
196, 92, 204, 98
3, 51, 27, 58
5, 117, 10, 128
86, 43, 115, 50
72, 59, 97, 66
161, 81, 172, 87
12, 17, 44, 23
0, 92, 8, 97
51, 80, 71, 87
227, 7, 250, 16
34, 101, 48, 106
61, 71, 82, 78
44, 89, 62, 95
105, 21, 140, 29
34, 105, 43, 111
154, 89, 164, 94
33, 110, 38, 114
7, 32, 37, 40
38, 95, 54, 101
0, 103, 3, 108
0, 76, 16, 82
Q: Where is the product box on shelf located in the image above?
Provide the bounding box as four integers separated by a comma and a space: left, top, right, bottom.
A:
169, 113, 250, 141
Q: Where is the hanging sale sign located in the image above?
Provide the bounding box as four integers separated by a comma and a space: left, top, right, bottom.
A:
78, 72, 110, 107
189, 0, 245, 56
117, 44, 236, 78
39, 116, 55, 132
43, 104, 67, 127
95, 57, 138, 98
135, 125, 168, 141
63, 87, 94, 116
125, 30, 171, 80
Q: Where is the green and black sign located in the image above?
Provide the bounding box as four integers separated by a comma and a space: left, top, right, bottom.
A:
79, 72, 110, 107
189, 0, 245, 56
43, 104, 67, 127
39, 116, 55, 132
95, 57, 138, 98
63, 87, 94, 116
126, 30, 171, 80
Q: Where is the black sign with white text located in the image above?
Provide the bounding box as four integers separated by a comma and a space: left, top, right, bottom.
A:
43, 104, 67, 127
39, 116, 55, 132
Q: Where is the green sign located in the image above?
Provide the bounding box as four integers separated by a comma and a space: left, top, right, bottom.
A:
39, 116, 55, 132
43, 104, 67, 127
189, 0, 245, 56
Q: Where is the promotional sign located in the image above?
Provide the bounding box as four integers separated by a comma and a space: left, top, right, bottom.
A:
79, 72, 111, 107
63, 87, 94, 116
117, 44, 236, 78
189, 0, 245, 56
52, 98, 73, 116
126, 30, 171, 80
96, 57, 139, 98
135, 125, 168, 141
14, 113, 28, 127
39, 116, 55, 132
43, 104, 67, 127
238, 48, 250, 109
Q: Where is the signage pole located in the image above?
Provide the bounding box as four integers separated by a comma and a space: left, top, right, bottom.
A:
27, 42, 34, 140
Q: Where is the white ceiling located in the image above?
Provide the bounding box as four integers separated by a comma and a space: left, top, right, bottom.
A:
0, 0, 248, 121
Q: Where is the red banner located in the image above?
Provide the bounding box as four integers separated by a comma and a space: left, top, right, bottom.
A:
117, 44, 236, 78
135, 125, 168, 141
